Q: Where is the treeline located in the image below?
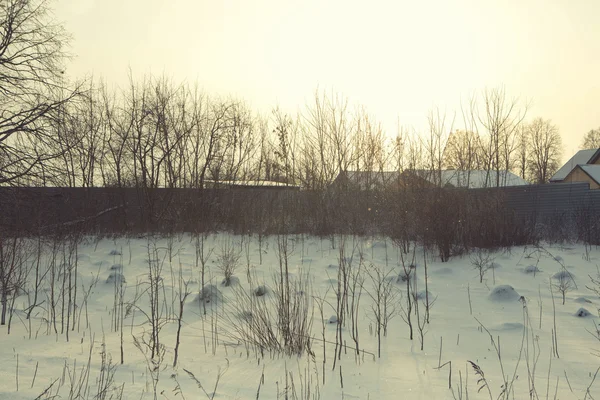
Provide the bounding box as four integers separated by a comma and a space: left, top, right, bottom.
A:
3, 74, 565, 189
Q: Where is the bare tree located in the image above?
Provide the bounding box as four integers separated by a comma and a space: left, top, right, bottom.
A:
425, 107, 453, 187
581, 127, 600, 149
473, 87, 528, 187
269, 106, 298, 184
526, 118, 562, 184
0, 0, 82, 185
300, 90, 357, 190
443, 129, 483, 186
516, 125, 529, 180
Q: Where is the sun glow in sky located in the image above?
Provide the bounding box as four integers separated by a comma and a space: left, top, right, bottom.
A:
55, 0, 600, 158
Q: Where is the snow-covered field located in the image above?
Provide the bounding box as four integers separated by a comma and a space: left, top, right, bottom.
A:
1, 234, 599, 399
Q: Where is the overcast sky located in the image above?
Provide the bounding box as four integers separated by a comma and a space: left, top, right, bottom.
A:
54, 0, 600, 159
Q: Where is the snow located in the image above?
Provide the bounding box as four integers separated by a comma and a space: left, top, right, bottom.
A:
488, 285, 521, 302
0, 234, 599, 399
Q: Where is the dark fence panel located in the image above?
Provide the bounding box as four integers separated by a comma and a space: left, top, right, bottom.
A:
0, 183, 598, 243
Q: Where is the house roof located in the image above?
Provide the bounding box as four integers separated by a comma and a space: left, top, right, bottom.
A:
339, 169, 528, 189
578, 165, 600, 186
204, 179, 301, 189
550, 149, 600, 182
409, 169, 529, 188
337, 171, 400, 190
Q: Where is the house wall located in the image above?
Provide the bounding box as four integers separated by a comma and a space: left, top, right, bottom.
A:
563, 168, 600, 189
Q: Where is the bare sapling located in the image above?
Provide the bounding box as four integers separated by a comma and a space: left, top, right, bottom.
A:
414, 293, 425, 351
332, 236, 351, 368
348, 247, 365, 358
521, 296, 541, 399
62, 237, 77, 341
45, 238, 60, 335
587, 266, 600, 296
173, 256, 192, 368
541, 246, 578, 290
67, 233, 82, 334
109, 250, 127, 365
422, 246, 430, 323
276, 233, 293, 349
242, 233, 252, 283
216, 238, 240, 287
194, 232, 213, 315
549, 278, 559, 358
412, 264, 431, 351
314, 288, 329, 385
365, 262, 399, 358
0, 236, 31, 334
399, 244, 417, 340
129, 240, 168, 363
78, 266, 100, 332
552, 271, 574, 305
470, 248, 495, 284
25, 237, 50, 338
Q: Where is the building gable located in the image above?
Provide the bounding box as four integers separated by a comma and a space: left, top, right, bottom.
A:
550, 148, 600, 182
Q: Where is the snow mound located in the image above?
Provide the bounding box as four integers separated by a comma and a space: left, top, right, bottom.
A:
415, 290, 434, 301
195, 285, 223, 305
109, 249, 122, 256
254, 285, 269, 297
220, 276, 240, 287
574, 297, 592, 304
575, 308, 592, 318
552, 270, 575, 281
328, 315, 338, 324
523, 265, 541, 274
554, 255, 563, 263
488, 285, 520, 302
106, 272, 126, 285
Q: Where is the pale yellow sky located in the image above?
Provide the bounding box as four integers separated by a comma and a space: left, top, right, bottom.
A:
54, 0, 600, 159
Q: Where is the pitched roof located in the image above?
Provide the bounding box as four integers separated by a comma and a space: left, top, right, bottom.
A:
550, 149, 600, 182
337, 169, 529, 189
578, 165, 600, 186
409, 169, 528, 188
338, 171, 400, 190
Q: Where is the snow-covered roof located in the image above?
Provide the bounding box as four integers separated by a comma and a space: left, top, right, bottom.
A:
550, 149, 600, 182
578, 165, 600, 185
339, 169, 528, 189
204, 179, 301, 188
410, 169, 529, 188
